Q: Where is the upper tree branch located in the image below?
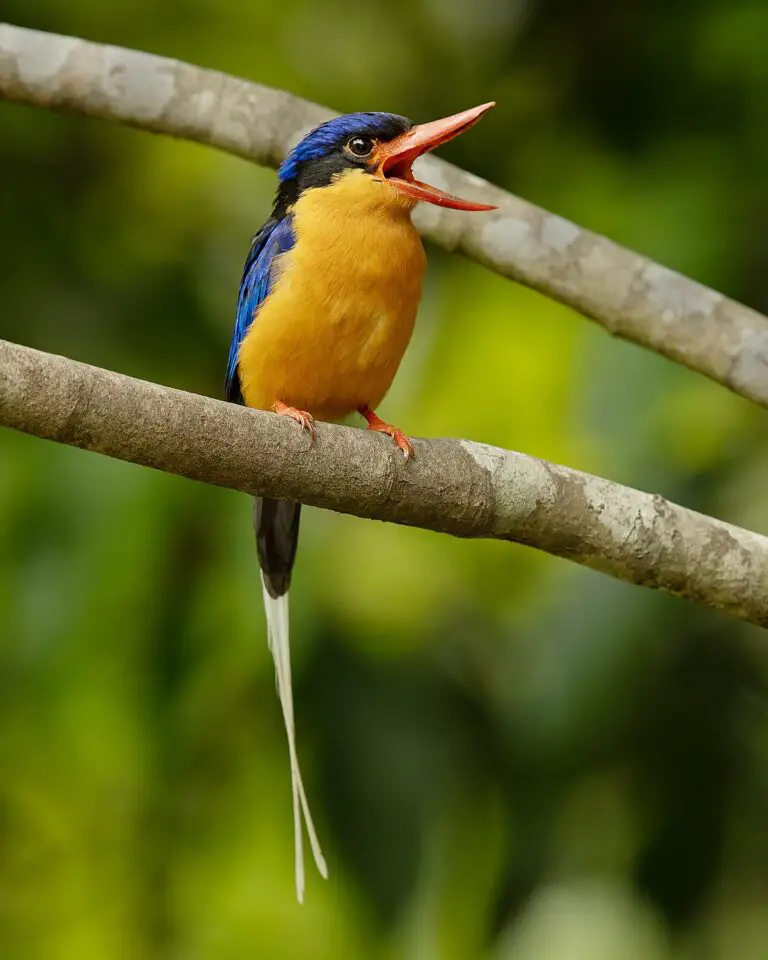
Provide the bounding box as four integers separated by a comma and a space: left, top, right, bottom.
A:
2, 23, 768, 410
2, 337, 767, 628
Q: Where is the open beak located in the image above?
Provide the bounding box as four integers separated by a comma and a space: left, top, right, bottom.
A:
376, 102, 496, 210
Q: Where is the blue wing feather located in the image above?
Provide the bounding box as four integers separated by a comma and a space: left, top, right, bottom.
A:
226, 215, 296, 402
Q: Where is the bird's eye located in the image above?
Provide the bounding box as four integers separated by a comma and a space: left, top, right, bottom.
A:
346, 136, 375, 158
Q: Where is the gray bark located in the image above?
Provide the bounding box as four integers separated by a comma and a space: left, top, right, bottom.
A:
2, 338, 767, 628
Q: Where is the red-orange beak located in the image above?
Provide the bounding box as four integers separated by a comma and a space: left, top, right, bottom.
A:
376, 102, 496, 210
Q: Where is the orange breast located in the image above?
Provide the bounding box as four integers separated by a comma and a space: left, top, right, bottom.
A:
238, 170, 426, 421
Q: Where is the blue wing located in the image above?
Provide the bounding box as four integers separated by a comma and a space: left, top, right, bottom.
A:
226, 214, 296, 402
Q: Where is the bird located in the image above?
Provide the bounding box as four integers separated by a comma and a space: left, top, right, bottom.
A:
226, 102, 496, 902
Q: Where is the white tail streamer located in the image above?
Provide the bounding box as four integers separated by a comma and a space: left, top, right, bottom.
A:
261, 575, 328, 902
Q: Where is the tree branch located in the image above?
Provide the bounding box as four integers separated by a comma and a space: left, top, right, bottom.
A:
2, 337, 767, 628
2, 22, 768, 410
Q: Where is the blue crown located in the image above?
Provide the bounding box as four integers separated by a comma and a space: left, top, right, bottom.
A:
278, 112, 411, 183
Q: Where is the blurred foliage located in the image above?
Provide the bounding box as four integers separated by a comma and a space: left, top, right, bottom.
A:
3, 0, 768, 957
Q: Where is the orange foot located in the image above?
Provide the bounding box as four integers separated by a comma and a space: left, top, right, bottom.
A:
358, 405, 414, 461
274, 400, 315, 444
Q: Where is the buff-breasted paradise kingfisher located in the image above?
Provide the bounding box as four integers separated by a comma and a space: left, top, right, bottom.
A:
226, 102, 496, 901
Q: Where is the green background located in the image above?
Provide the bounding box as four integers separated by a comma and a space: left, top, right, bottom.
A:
3, 1, 768, 957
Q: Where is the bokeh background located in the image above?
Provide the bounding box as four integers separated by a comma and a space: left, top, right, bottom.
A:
3, 1, 768, 957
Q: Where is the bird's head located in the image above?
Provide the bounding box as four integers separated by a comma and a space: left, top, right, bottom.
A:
275, 103, 496, 216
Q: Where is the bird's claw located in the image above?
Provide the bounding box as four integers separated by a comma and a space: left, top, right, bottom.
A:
274, 401, 316, 445
358, 405, 414, 461
381, 426, 413, 461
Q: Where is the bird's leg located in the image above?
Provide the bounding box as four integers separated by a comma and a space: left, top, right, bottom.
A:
358, 405, 414, 461
274, 400, 315, 444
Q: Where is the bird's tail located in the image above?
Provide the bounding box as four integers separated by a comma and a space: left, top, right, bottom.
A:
255, 497, 328, 902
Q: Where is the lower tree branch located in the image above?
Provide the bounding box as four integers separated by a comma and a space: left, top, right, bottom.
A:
2, 337, 767, 628
2, 24, 768, 412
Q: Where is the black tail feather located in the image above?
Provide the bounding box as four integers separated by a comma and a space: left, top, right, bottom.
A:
254, 497, 301, 599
